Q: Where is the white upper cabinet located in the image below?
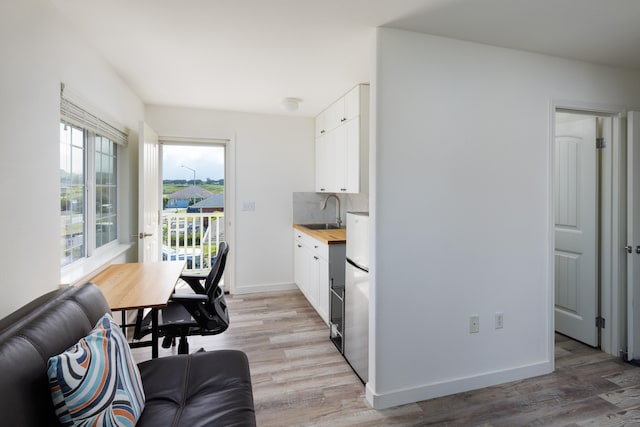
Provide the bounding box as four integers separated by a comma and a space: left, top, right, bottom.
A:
315, 84, 369, 194
315, 111, 327, 138
315, 132, 335, 192
343, 85, 361, 122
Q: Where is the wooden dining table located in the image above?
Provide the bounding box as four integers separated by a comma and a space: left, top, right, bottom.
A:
89, 261, 186, 358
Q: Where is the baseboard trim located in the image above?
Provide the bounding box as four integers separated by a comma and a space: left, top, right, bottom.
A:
366, 360, 553, 410
231, 282, 298, 295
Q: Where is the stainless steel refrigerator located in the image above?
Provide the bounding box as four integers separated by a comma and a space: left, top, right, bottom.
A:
344, 212, 369, 383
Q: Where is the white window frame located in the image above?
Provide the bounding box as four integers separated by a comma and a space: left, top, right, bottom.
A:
59, 83, 129, 279
60, 123, 119, 264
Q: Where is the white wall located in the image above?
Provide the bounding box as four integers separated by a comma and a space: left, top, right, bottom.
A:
145, 106, 314, 293
370, 27, 640, 409
0, 0, 143, 317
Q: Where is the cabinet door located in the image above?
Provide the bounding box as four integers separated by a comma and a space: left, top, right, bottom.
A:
294, 238, 309, 295
315, 131, 338, 192
326, 98, 345, 132
315, 110, 328, 139
343, 85, 361, 122
307, 251, 320, 308
315, 133, 329, 192
333, 124, 348, 192
317, 256, 329, 323
343, 118, 360, 193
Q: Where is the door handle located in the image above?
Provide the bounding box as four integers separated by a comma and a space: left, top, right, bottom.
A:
625, 245, 634, 254
636, 246, 640, 254
139, 232, 153, 239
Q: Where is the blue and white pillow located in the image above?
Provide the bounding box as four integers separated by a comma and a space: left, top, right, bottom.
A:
47, 313, 145, 427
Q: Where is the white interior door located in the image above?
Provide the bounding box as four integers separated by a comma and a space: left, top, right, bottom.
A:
138, 122, 161, 262
627, 111, 640, 360
554, 115, 598, 346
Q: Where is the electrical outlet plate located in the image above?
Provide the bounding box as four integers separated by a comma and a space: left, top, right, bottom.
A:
469, 315, 480, 333
495, 312, 504, 329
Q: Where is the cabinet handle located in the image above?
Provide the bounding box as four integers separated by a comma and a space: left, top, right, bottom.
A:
320, 129, 325, 134
320, 188, 326, 191
314, 245, 318, 249
340, 188, 347, 192
314, 256, 319, 260
341, 117, 346, 122
297, 244, 302, 248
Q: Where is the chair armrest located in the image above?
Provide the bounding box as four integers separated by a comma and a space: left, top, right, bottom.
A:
179, 273, 207, 280
170, 293, 208, 302
179, 274, 207, 294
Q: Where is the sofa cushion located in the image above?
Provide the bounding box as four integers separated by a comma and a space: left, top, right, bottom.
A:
0, 284, 110, 427
47, 313, 145, 427
137, 349, 256, 427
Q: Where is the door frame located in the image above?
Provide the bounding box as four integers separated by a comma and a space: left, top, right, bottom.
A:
549, 100, 625, 363
157, 135, 237, 294
138, 122, 162, 262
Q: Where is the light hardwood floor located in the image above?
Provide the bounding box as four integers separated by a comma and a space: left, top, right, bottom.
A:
130, 290, 640, 426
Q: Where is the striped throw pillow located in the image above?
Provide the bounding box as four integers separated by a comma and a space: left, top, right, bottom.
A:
47, 313, 145, 427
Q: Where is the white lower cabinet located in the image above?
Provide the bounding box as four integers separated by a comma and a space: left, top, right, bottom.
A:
293, 229, 345, 324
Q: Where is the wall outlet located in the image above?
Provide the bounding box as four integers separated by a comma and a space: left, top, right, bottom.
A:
494, 312, 504, 329
469, 315, 480, 333
495, 312, 504, 329
242, 201, 256, 212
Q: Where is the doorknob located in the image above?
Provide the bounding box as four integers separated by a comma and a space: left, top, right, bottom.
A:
625, 245, 634, 254
139, 232, 153, 239
636, 246, 640, 254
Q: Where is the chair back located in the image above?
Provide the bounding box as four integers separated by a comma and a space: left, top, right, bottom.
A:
193, 241, 229, 333
204, 241, 229, 299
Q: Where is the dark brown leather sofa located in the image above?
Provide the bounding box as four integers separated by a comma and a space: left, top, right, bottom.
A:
0, 283, 256, 427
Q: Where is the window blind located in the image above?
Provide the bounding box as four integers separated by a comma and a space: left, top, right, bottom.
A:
60, 83, 128, 146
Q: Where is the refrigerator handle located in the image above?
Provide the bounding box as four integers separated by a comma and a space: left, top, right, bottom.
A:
346, 257, 369, 273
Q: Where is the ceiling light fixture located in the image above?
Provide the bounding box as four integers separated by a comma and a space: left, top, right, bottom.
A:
281, 97, 302, 112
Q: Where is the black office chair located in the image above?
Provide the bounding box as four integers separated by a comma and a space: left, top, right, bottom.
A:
135, 242, 230, 354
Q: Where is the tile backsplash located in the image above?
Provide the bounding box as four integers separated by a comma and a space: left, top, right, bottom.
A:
293, 192, 369, 224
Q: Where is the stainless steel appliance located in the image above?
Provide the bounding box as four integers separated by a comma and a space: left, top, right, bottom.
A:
344, 212, 369, 383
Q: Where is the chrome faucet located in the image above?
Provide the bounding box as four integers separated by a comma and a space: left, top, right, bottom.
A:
321, 194, 342, 228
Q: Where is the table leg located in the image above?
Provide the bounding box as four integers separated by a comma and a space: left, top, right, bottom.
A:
151, 308, 158, 358
121, 310, 127, 338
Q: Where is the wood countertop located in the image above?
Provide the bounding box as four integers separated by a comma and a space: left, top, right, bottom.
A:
293, 224, 346, 244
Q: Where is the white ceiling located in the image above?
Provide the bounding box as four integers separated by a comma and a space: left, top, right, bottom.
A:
50, 0, 640, 117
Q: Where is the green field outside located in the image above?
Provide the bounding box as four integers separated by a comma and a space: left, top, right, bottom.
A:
163, 183, 224, 195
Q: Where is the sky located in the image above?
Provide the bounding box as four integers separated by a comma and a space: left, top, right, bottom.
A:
163, 145, 224, 181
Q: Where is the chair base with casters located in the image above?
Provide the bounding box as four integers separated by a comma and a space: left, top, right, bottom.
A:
135, 285, 229, 354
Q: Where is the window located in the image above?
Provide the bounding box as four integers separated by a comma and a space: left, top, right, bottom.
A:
60, 123, 86, 265
60, 84, 127, 268
95, 135, 117, 248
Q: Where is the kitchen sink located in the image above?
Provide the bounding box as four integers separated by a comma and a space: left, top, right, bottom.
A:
300, 223, 344, 230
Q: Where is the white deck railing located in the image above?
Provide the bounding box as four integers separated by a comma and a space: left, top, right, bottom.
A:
162, 211, 224, 272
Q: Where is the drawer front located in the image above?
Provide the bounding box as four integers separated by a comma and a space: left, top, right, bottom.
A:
294, 228, 305, 243
294, 229, 329, 259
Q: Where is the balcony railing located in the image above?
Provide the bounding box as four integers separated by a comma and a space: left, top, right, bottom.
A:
162, 211, 224, 272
